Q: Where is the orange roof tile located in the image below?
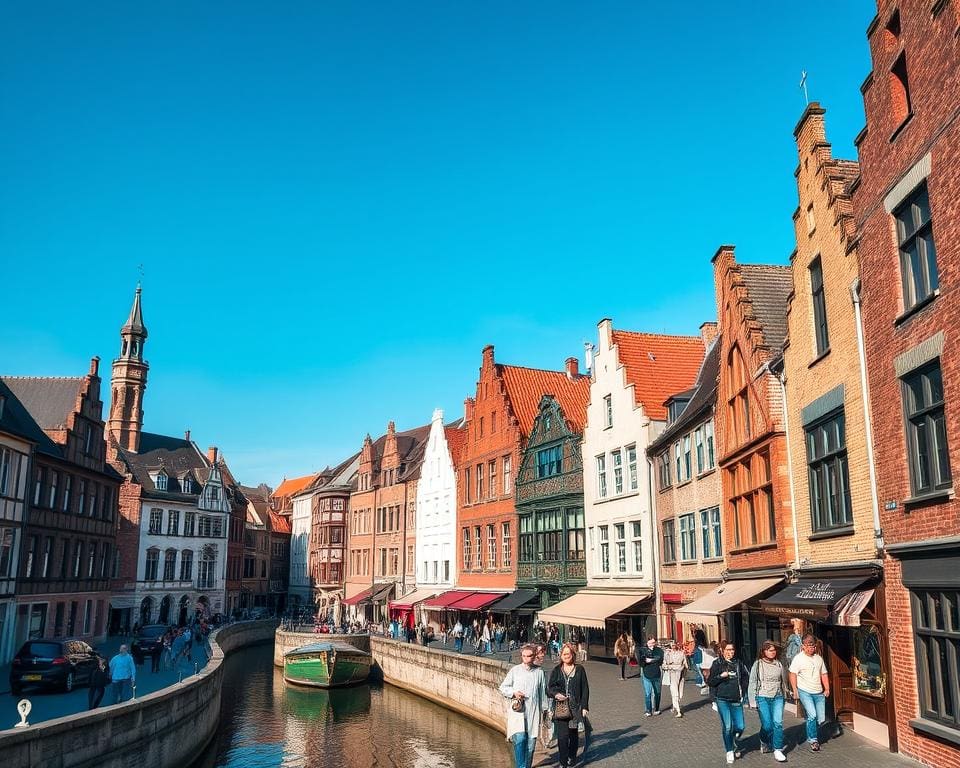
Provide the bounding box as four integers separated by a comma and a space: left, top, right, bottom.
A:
500, 366, 591, 435
444, 425, 467, 465
269, 511, 292, 534
610, 330, 705, 420
272, 473, 319, 499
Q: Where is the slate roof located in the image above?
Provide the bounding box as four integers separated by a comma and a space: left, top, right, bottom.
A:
499, 366, 591, 435
739, 264, 793, 351
1, 377, 83, 431
366, 423, 432, 483
115, 431, 211, 499
0, 379, 62, 456
647, 337, 721, 454
609, 331, 705, 421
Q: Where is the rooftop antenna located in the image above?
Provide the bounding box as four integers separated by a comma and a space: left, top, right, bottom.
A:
799, 70, 810, 105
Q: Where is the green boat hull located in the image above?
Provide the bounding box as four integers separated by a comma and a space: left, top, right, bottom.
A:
284, 648, 371, 688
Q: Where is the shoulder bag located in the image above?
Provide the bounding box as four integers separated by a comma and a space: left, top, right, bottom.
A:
553, 668, 574, 721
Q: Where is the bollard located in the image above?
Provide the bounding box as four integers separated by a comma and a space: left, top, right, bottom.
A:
132, 682, 137, 701
178, 670, 183, 684
14, 699, 32, 728
194, 661, 199, 676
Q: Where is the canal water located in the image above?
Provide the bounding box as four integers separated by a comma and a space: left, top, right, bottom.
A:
190, 641, 512, 767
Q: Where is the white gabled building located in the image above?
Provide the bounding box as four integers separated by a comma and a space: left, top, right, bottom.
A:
289, 488, 313, 609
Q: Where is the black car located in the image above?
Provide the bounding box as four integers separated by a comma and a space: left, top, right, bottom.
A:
131, 624, 168, 663
9, 638, 100, 694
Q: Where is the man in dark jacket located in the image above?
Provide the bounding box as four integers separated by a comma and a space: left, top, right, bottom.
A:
639, 636, 665, 716
88, 656, 111, 710
708, 641, 751, 764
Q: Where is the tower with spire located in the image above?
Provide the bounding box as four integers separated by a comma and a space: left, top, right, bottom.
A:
107, 283, 149, 452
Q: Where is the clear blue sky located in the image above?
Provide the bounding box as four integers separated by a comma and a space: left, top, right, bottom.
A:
1, 1, 874, 487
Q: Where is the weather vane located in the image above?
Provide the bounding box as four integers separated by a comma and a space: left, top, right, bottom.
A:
138, 263, 144, 288
800, 70, 809, 105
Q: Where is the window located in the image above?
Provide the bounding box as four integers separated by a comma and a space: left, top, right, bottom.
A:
695, 427, 705, 474
464, 468, 471, 503
806, 410, 853, 531
33, 467, 43, 506
197, 545, 217, 589
706, 420, 716, 469
728, 450, 776, 548
489, 460, 497, 499
603, 395, 613, 428
806, 203, 816, 235
48, 471, 58, 508
631, 521, 642, 572
145, 549, 159, 581
479, 416, 484, 437
674, 441, 683, 483
903, 361, 952, 496
596, 455, 607, 498
700, 506, 722, 559
463, 528, 472, 570
536, 509, 562, 562
476, 463, 484, 500
679, 513, 697, 561
810, 258, 830, 355
896, 182, 938, 311
520, 514, 534, 562
87, 542, 96, 577
155, 472, 167, 492
658, 452, 672, 490
0, 528, 14, 577
62, 474, 72, 512
491, 411, 497, 433
627, 445, 638, 491
163, 549, 176, 581
88, 483, 97, 517
72, 541, 82, 577
502, 522, 512, 567
149, 508, 162, 535
0, 448, 12, 497
474, 526, 482, 569
503, 456, 512, 495
727, 346, 751, 445
167, 510, 180, 536
536, 445, 563, 478
662, 520, 676, 564
41, 536, 52, 578
911, 588, 960, 729
615, 523, 626, 573
184, 511, 195, 537
683, 435, 692, 480
333, 498, 344, 511
599, 526, 610, 573
178, 549, 192, 581
566, 509, 585, 560
487, 524, 497, 568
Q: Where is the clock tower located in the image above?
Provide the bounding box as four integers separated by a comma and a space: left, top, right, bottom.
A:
107, 283, 149, 452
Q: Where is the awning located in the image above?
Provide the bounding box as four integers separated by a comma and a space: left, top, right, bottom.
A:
675, 577, 784, 621
108, 595, 139, 610
760, 578, 867, 619
535, 589, 653, 630
361, 583, 395, 605
389, 587, 438, 611
832, 589, 875, 627
448, 591, 506, 611
422, 590, 474, 609
488, 589, 539, 613
342, 587, 373, 606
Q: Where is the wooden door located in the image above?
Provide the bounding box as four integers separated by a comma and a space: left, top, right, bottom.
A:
824, 627, 854, 724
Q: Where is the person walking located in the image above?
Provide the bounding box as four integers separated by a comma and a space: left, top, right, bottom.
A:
707, 640, 751, 764
614, 632, 633, 681
662, 639, 689, 717
150, 638, 162, 673
789, 634, 831, 753
748, 640, 790, 763
109, 644, 136, 704
88, 656, 111, 710
482, 619, 492, 655
453, 620, 464, 653
638, 636, 664, 716
499, 643, 548, 768
547, 642, 590, 768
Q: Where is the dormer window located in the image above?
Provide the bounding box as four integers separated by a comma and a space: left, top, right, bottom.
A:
181, 476, 193, 494
667, 398, 690, 424
154, 471, 168, 491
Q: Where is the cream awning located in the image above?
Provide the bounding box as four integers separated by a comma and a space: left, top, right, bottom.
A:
536, 589, 653, 630
389, 587, 438, 610
674, 577, 783, 622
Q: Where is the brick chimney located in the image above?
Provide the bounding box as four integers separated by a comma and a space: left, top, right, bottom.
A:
565, 357, 579, 379
482, 344, 495, 368
699, 321, 719, 347
208, 445, 218, 464
89, 356, 100, 376
464, 397, 475, 424
184, 429, 191, 442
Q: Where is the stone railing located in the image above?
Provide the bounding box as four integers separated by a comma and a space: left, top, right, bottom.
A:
0, 619, 277, 768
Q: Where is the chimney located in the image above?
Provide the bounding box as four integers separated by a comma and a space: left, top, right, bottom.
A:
185, 429, 191, 442
89, 356, 100, 376
482, 344, 495, 368
208, 446, 218, 464
700, 321, 719, 347
463, 397, 475, 423
565, 357, 579, 379
584, 342, 595, 375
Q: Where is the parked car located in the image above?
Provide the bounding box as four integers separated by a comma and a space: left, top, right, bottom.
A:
9, 639, 101, 694
131, 624, 168, 663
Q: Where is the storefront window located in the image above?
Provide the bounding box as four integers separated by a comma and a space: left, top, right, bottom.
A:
852, 624, 885, 697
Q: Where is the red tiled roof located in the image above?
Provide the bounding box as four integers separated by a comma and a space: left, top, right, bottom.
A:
444, 425, 467, 465
610, 331, 705, 421
269, 511, 292, 534
272, 473, 319, 499
500, 365, 591, 435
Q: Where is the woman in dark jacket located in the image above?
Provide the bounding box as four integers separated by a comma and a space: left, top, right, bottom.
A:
707, 640, 751, 764
88, 656, 112, 710
547, 642, 590, 768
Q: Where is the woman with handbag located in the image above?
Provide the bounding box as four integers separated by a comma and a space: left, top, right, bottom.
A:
662, 639, 689, 717
547, 642, 591, 768
614, 632, 633, 681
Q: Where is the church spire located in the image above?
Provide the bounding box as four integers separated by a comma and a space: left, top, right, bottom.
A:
108, 283, 150, 452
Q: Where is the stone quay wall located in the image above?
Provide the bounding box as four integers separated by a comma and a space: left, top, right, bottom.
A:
0, 619, 276, 768
272, 630, 371, 668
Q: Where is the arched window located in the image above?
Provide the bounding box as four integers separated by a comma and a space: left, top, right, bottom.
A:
163, 548, 177, 581
180, 549, 194, 581
145, 547, 160, 581
726, 345, 751, 446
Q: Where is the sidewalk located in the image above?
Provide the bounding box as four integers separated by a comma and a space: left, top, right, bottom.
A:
1, 635, 211, 729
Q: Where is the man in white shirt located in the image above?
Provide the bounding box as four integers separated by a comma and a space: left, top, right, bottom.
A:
789, 634, 830, 752
499, 644, 547, 768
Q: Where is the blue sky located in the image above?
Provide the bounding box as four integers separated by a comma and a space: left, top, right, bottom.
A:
0, 1, 874, 487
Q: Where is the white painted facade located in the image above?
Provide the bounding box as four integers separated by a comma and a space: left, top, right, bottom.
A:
414, 409, 458, 594
135, 464, 229, 624
289, 490, 312, 606
582, 320, 663, 593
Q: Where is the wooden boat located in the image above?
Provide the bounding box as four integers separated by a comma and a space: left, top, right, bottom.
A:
283, 641, 372, 688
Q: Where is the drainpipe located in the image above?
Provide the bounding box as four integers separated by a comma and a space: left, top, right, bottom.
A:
768, 361, 801, 571
851, 279, 884, 554
646, 453, 662, 638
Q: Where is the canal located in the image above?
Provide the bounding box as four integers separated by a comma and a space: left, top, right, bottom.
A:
190, 641, 512, 767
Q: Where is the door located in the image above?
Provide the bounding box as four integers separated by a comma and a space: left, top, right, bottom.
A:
823, 626, 853, 724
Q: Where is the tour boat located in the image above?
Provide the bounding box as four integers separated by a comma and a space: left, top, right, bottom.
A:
283, 641, 372, 688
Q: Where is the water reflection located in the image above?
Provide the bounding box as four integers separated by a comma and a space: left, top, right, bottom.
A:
191, 643, 510, 768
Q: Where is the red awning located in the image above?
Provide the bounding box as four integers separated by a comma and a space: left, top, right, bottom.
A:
422, 590, 474, 609
342, 587, 373, 606
448, 592, 505, 611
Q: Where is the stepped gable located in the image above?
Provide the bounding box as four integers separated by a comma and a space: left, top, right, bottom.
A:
738, 264, 793, 351
499, 364, 590, 435
609, 330, 705, 421
648, 336, 721, 452
2, 376, 84, 432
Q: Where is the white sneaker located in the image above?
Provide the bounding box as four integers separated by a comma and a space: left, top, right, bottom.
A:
726, 751, 735, 764
774, 750, 787, 762
712, 702, 718, 711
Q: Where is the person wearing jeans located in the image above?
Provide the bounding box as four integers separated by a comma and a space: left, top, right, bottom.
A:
708, 640, 751, 764
789, 633, 831, 752
500, 644, 547, 768
748, 640, 790, 762
639, 636, 664, 715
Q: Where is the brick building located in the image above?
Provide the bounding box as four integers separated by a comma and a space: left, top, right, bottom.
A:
240, 484, 272, 612
707, 247, 794, 658
853, 1, 960, 761
4, 360, 121, 654
308, 455, 358, 619
646, 335, 724, 644
766, 103, 894, 748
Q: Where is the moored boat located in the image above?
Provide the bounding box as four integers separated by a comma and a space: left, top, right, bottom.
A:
283, 641, 372, 688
